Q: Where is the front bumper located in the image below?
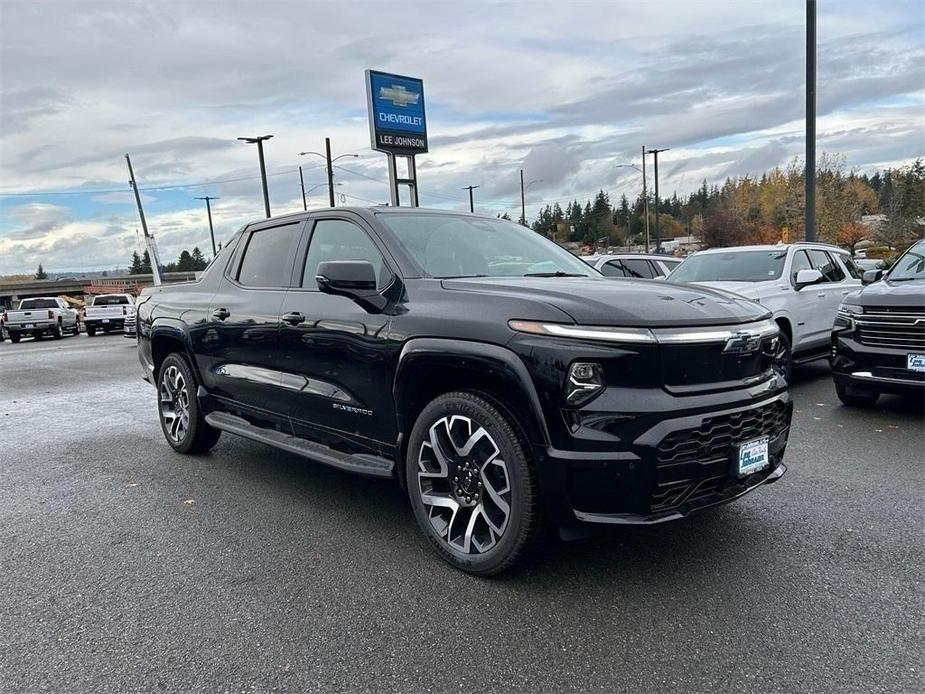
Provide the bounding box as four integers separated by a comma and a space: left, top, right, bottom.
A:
831, 330, 925, 395
538, 390, 792, 528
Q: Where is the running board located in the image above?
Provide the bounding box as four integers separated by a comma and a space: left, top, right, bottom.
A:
794, 349, 829, 366
204, 411, 394, 478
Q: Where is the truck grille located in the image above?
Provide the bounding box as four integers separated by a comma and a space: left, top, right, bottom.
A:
856, 307, 925, 351
651, 399, 790, 512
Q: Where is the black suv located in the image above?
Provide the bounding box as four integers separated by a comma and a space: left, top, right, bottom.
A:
136, 208, 792, 575
830, 239, 925, 406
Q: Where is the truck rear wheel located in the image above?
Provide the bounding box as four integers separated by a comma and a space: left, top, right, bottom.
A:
406, 391, 541, 576
157, 353, 221, 454
52, 323, 62, 339
10, 333, 20, 344
86, 325, 96, 337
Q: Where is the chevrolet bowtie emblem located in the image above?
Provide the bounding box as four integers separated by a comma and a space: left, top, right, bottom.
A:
379, 85, 420, 107
723, 330, 762, 355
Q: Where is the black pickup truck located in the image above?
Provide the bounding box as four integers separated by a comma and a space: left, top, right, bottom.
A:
136, 208, 792, 575
830, 239, 925, 406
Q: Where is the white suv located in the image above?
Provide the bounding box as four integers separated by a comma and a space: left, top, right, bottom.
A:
668, 243, 863, 372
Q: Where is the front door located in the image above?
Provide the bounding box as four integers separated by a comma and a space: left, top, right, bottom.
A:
276, 216, 400, 454
198, 220, 303, 418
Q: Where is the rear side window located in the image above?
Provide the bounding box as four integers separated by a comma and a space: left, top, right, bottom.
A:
19, 298, 57, 309
301, 219, 386, 289
237, 223, 302, 287
808, 249, 845, 283
840, 255, 863, 280
601, 260, 626, 277
620, 258, 657, 279
790, 250, 812, 284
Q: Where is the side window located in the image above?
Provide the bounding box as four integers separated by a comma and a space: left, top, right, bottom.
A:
808, 249, 844, 283
601, 260, 625, 277
840, 254, 863, 280
790, 250, 812, 285
301, 219, 387, 289
236, 223, 302, 287
621, 258, 657, 279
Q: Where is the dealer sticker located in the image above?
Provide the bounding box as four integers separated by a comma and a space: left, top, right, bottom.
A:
907, 354, 925, 373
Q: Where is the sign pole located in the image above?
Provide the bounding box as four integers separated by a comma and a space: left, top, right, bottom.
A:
387, 154, 400, 207
407, 155, 419, 207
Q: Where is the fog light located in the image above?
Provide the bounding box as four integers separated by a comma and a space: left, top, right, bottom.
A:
565, 362, 604, 406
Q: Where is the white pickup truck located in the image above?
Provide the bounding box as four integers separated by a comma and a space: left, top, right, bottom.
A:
84, 293, 136, 337
2, 297, 80, 342
668, 243, 863, 377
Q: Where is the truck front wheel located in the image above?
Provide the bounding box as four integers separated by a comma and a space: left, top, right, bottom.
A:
405, 391, 541, 576
10, 333, 20, 344
157, 353, 221, 454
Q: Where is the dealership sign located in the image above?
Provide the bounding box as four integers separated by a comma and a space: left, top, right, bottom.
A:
366, 70, 428, 154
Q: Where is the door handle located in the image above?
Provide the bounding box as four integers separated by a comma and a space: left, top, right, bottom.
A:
211, 308, 230, 321
816, 293, 826, 299
282, 311, 305, 326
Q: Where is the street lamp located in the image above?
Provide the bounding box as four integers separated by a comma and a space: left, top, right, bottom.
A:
237, 135, 273, 218
616, 158, 651, 253
194, 196, 219, 256
299, 138, 358, 207
520, 170, 543, 226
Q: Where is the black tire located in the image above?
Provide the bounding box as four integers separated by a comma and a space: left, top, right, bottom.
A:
10, 333, 20, 344
156, 353, 222, 454
86, 326, 96, 337
52, 322, 62, 340
774, 329, 793, 383
72, 321, 81, 335
405, 391, 541, 576
835, 382, 879, 408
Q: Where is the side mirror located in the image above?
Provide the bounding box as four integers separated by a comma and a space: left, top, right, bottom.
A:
794, 268, 823, 290
316, 260, 377, 294
862, 269, 883, 285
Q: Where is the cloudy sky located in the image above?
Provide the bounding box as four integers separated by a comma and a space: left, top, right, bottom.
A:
0, 0, 923, 275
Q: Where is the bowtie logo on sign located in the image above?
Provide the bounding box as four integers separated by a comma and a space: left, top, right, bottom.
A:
379, 85, 420, 108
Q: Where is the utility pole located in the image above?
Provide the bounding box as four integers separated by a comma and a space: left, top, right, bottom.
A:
195, 196, 219, 256
520, 169, 526, 225
462, 185, 479, 213
299, 166, 307, 211
648, 148, 670, 252
805, 0, 816, 241
641, 145, 650, 253
125, 153, 162, 286
237, 135, 273, 218
325, 137, 335, 207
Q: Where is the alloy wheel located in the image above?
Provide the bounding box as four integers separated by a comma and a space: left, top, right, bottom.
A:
417, 415, 511, 554
160, 365, 190, 443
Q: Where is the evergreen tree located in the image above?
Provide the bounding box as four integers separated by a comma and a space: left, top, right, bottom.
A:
35, 264, 47, 280
141, 250, 152, 274
128, 251, 143, 275
177, 249, 194, 272
190, 247, 207, 271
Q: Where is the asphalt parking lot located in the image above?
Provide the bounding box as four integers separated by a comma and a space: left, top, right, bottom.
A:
1, 334, 922, 694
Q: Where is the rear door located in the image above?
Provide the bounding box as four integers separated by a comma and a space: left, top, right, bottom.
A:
807, 249, 850, 344
620, 258, 659, 279
276, 214, 399, 453
199, 220, 304, 417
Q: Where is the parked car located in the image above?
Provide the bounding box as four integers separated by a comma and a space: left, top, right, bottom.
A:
668, 243, 863, 377
2, 297, 80, 342
584, 253, 682, 279
84, 293, 135, 336
830, 239, 925, 406
137, 208, 792, 575
855, 258, 886, 272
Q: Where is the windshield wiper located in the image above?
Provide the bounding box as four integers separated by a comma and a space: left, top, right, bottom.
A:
888, 277, 924, 282
523, 271, 586, 277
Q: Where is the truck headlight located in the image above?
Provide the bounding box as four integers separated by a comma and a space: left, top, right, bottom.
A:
565, 362, 604, 406
836, 303, 863, 325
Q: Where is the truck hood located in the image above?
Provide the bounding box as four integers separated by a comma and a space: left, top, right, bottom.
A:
441, 276, 770, 327
853, 279, 925, 308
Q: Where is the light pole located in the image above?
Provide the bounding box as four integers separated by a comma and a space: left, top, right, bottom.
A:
616, 154, 651, 253
237, 135, 273, 218
194, 196, 219, 256
519, 170, 542, 226
805, 0, 816, 241
462, 185, 480, 213
298, 166, 307, 211
647, 147, 670, 252
300, 140, 358, 207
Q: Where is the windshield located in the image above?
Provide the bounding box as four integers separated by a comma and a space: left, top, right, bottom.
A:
18, 298, 57, 309
377, 213, 597, 279
887, 241, 925, 281
669, 250, 787, 283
